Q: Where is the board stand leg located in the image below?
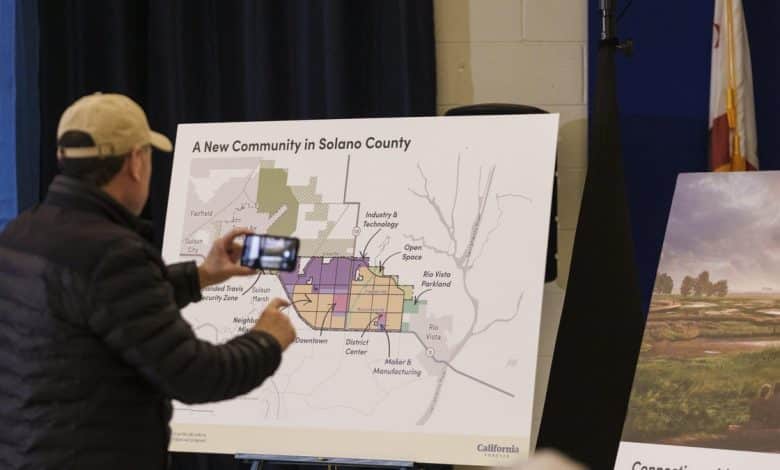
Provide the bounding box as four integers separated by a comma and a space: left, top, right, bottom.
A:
236, 454, 415, 470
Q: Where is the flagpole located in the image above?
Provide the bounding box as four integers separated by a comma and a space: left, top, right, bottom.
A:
538, 3, 643, 468
725, 0, 745, 171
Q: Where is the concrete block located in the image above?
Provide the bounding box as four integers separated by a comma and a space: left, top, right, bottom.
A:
434, 0, 470, 42
524, 0, 587, 42
556, 228, 576, 288
557, 169, 586, 230
469, 0, 524, 42
470, 43, 584, 105
436, 42, 474, 105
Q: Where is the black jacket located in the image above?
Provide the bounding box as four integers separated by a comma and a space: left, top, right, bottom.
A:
0, 175, 282, 470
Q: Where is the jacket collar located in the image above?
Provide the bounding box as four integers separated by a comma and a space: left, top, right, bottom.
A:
44, 175, 154, 241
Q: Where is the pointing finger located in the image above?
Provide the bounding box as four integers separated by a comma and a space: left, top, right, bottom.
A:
267, 297, 291, 310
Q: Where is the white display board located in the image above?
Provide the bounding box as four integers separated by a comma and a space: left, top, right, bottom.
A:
161, 115, 558, 466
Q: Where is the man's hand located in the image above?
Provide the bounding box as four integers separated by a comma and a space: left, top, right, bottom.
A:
198, 227, 256, 288
253, 298, 296, 350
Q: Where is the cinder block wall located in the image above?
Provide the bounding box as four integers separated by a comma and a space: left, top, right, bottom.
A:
434, 0, 588, 460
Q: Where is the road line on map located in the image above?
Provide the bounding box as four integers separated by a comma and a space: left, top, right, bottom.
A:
409, 331, 515, 398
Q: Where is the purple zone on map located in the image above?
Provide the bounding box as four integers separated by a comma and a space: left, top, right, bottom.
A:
278, 257, 369, 314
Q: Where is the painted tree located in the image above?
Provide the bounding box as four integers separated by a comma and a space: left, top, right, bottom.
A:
713, 279, 728, 297
661, 273, 674, 294
654, 273, 674, 294
653, 274, 663, 293
681, 275, 695, 297
694, 271, 712, 297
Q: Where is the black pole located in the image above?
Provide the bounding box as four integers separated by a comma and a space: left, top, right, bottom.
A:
600, 0, 617, 40
536, 1, 642, 468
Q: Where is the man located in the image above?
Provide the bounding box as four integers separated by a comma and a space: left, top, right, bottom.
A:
0, 93, 296, 469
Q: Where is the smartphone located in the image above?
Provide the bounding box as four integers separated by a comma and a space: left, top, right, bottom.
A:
240, 234, 300, 272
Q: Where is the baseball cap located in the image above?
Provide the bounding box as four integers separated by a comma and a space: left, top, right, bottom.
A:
57, 92, 172, 158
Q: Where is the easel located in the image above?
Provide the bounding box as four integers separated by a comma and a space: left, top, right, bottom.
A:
236, 454, 415, 470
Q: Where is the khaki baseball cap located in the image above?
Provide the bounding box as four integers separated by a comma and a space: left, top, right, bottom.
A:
57, 92, 172, 158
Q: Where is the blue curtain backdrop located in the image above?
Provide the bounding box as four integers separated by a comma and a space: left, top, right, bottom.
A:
587, 0, 780, 311
14, 0, 39, 215
33, 0, 436, 250
0, 0, 18, 230
0, 0, 38, 229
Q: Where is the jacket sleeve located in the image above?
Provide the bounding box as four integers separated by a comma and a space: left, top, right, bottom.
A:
87, 237, 282, 404
166, 261, 202, 308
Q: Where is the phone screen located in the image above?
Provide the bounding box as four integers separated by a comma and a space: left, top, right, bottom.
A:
240, 235, 299, 272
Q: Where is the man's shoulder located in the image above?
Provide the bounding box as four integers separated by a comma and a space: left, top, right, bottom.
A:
0, 204, 155, 276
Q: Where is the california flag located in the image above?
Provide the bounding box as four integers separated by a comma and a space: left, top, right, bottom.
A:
709, 0, 758, 171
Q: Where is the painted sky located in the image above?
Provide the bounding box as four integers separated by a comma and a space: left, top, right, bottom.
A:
658, 172, 780, 293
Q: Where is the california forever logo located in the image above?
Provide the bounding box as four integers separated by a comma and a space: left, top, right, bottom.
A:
476, 443, 521, 454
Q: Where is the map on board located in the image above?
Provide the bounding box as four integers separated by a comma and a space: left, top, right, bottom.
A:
162, 116, 558, 465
